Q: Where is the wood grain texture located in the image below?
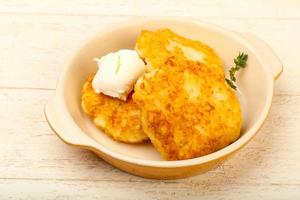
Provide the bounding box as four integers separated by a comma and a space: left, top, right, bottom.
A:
0, 0, 299, 199
0, 179, 299, 200
0, 0, 300, 18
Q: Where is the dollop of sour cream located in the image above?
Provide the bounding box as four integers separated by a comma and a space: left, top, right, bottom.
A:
92, 49, 146, 100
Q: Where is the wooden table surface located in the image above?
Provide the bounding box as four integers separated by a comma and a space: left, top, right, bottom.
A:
1, 0, 300, 199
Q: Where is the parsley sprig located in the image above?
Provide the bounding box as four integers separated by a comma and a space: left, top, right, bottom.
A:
225, 52, 248, 90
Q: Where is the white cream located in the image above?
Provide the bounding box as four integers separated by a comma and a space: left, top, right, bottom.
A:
92, 49, 146, 100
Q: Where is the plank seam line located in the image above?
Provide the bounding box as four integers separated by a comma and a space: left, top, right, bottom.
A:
0, 12, 300, 20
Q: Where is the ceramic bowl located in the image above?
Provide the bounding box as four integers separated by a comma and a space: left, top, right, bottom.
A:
45, 18, 283, 179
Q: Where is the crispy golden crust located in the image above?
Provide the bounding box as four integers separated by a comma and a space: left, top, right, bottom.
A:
81, 75, 148, 143
133, 58, 242, 160
135, 28, 224, 77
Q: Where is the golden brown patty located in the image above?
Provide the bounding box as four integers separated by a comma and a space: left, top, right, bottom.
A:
133, 58, 242, 160
135, 28, 224, 77
81, 75, 148, 143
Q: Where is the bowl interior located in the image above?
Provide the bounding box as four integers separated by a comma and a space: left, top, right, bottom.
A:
61, 19, 271, 161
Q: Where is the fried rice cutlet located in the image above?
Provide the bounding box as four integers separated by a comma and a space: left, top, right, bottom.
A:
135, 28, 224, 77
133, 58, 242, 160
81, 75, 148, 143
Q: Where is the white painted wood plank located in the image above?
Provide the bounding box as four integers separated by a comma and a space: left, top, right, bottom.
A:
0, 89, 300, 187
0, 14, 298, 95
0, 0, 300, 19
0, 179, 299, 200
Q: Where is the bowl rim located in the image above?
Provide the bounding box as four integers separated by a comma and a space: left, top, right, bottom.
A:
53, 17, 274, 168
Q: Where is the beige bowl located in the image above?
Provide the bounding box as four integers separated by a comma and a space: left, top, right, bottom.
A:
45, 18, 282, 179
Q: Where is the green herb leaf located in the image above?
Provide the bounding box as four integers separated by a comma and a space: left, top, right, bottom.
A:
229, 67, 236, 82
226, 78, 237, 90
115, 54, 121, 74
226, 52, 248, 90
234, 53, 248, 68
